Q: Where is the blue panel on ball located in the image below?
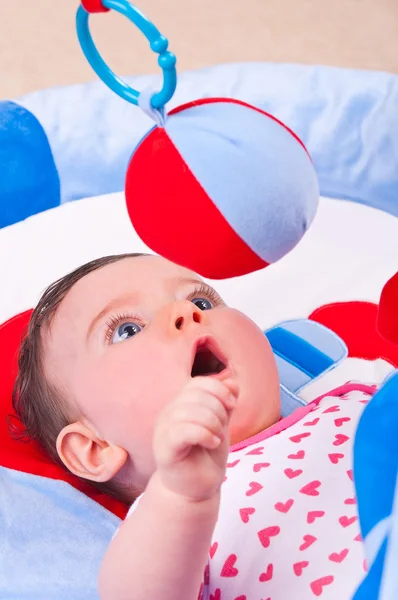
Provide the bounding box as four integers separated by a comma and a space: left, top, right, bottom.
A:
0, 101, 60, 228
166, 100, 319, 263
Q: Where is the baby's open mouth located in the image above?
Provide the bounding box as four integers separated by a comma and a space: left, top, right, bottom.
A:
191, 341, 227, 377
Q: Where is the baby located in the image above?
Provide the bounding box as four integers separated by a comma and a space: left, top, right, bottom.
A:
13, 253, 373, 600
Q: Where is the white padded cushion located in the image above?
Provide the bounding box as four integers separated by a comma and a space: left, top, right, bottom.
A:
1, 194, 397, 327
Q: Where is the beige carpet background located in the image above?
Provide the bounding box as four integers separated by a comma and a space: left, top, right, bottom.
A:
1, 0, 397, 99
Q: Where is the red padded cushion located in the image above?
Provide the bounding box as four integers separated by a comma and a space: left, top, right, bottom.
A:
0, 311, 127, 519
377, 272, 398, 345
310, 301, 398, 367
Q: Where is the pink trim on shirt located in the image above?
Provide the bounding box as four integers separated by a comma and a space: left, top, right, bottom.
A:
311, 382, 377, 404
230, 381, 376, 453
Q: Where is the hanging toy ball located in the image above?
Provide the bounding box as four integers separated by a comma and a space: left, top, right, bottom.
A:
126, 98, 319, 279
77, 0, 319, 279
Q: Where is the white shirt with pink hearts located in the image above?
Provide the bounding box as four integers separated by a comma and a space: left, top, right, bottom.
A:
200, 382, 374, 600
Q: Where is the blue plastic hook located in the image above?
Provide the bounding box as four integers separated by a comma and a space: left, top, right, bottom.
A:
76, 0, 177, 110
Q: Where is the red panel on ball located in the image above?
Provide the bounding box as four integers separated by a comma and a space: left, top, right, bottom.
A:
125, 127, 268, 279
81, 0, 110, 13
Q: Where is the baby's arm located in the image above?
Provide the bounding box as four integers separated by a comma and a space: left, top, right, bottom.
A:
99, 475, 220, 600
98, 377, 238, 600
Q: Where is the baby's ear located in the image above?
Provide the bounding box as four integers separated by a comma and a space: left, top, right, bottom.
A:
56, 422, 128, 482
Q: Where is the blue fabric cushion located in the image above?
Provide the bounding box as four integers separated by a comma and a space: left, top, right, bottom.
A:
0, 101, 60, 228
16, 63, 398, 217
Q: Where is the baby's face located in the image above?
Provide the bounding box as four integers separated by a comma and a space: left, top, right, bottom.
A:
45, 256, 280, 487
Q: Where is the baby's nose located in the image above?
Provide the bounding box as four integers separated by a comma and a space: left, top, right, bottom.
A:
172, 301, 203, 331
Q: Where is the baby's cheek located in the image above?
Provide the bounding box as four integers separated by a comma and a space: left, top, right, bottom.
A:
112, 339, 183, 421
216, 310, 281, 440
137, 340, 185, 393
218, 309, 270, 364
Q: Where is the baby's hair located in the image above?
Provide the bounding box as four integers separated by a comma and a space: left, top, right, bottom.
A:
11, 253, 146, 502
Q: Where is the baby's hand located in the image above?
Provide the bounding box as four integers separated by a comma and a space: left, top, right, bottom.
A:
153, 377, 238, 502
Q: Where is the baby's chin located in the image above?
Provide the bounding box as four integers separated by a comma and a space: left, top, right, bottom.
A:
229, 411, 280, 446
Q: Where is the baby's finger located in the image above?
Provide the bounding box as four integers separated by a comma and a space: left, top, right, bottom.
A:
187, 376, 239, 411
175, 389, 230, 427
218, 376, 239, 401
170, 403, 227, 438
156, 422, 221, 465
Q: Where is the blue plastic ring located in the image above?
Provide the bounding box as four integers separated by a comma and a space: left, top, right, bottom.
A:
76, 0, 177, 110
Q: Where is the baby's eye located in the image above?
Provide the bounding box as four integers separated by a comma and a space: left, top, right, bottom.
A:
112, 322, 142, 344
191, 297, 213, 311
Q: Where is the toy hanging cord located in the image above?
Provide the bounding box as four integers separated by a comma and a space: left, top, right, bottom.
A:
77, 0, 177, 121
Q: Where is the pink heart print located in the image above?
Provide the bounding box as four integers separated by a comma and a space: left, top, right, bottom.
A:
288, 450, 305, 459
344, 497, 356, 505
209, 542, 218, 558
259, 563, 273, 582
307, 510, 325, 524
333, 434, 349, 446
299, 534, 317, 551
300, 480, 321, 496
239, 507, 256, 523
246, 446, 264, 455
253, 462, 271, 472
221, 554, 239, 577
204, 565, 210, 584
334, 417, 351, 427
275, 498, 294, 513
198, 582, 204, 600
257, 526, 281, 548
289, 432, 311, 443
293, 561, 309, 576
310, 575, 334, 596
328, 453, 344, 464
339, 515, 357, 528
329, 548, 349, 563
284, 468, 303, 479
323, 405, 340, 413
246, 481, 263, 496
